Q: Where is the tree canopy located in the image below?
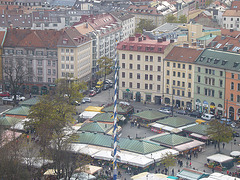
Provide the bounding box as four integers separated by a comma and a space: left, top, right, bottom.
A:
206, 119, 233, 152
165, 14, 187, 23
96, 57, 113, 81
161, 152, 176, 175
135, 19, 157, 33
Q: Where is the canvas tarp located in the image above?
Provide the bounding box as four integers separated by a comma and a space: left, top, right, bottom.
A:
207, 154, 233, 163
79, 111, 101, 119
174, 140, 205, 152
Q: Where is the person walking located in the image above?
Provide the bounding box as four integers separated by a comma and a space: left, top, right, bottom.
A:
223, 142, 225, 149
186, 161, 189, 167
172, 169, 174, 176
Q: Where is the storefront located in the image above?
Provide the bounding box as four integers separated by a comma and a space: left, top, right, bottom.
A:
195, 99, 202, 112
210, 102, 216, 115
203, 100, 209, 114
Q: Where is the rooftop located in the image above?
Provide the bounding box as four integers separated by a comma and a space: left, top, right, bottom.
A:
156, 117, 195, 128
133, 110, 168, 121
4, 106, 30, 116
182, 124, 209, 136
223, 9, 240, 17
78, 121, 113, 133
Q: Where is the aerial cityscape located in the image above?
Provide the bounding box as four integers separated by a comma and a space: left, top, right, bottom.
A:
0, 0, 239, 179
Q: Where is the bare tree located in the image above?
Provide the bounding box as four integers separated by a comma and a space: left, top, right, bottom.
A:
3, 58, 33, 105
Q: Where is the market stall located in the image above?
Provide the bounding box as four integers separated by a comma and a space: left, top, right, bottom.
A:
205, 154, 234, 171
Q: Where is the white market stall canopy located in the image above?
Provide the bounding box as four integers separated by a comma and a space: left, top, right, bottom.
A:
207, 154, 233, 163
201, 172, 240, 180
230, 151, 240, 157
79, 111, 101, 119
174, 140, 205, 152
127, 155, 154, 168
145, 149, 179, 161
150, 123, 196, 133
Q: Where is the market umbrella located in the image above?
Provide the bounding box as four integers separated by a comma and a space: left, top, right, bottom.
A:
230, 151, 240, 157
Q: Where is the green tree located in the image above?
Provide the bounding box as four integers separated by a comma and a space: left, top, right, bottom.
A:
96, 57, 113, 81
206, 119, 233, 152
165, 14, 177, 23
135, 19, 157, 33
161, 152, 176, 175
178, 15, 187, 23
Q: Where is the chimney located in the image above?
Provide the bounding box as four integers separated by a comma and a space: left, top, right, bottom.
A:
138, 37, 142, 42
221, 36, 226, 40
10, 24, 13, 29
183, 43, 189, 48
170, 39, 174, 43
230, 29, 234, 32
129, 36, 135, 41
157, 38, 163, 43
223, 46, 227, 51
162, 37, 166, 41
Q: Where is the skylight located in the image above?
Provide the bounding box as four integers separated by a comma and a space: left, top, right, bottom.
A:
232, 46, 240, 52
216, 43, 222, 48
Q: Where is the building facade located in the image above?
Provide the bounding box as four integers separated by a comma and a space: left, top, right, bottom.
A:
2, 28, 61, 94
194, 49, 240, 120
117, 34, 174, 104
163, 46, 202, 110
57, 27, 92, 83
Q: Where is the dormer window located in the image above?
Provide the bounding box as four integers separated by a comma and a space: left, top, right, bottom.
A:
130, 46, 134, 50
214, 58, 219, 64
158, 48, 162, 52
222, 60, 228, 65
63, 39, 68, 44
199, 56, 205, 61
233, 62, 239, 67
122, 45, 126, 49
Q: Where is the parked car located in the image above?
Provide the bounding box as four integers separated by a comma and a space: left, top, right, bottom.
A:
233, 131, 240, 137
220, 118, 235, 127
188, 111, 202, 118
105, 79, 113, 88
71, 101, 81, 106
201, 114, 215, 121
3, 95, 25, 102
82, 97, 91, 103
159, 109, 172, 114
0, 91, 10, 97
89, 90, 96, 97
103, 83, 109, 90
176, 109, 188, 115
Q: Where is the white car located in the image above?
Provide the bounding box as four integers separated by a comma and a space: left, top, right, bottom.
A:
82, 97, 91, 103
159, 109, 172, 114
3, 95, 25, 102
201, 114, 215, 121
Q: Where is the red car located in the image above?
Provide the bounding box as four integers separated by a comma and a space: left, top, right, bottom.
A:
89, 90, 96, 97
0, 92, 10, 97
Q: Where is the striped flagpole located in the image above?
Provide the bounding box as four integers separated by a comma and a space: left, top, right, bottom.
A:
113, 39, 118, 180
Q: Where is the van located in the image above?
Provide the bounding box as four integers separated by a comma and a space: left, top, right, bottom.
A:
201, 114, 215, 121
95, 81, 103, 90
196, 119, 208, 125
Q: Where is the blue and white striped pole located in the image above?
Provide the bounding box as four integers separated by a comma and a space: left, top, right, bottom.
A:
113, 40, 118, 180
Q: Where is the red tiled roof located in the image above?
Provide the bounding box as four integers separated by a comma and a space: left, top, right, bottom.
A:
209, 35, 240, 52
231, 1, 240, 10
223, 10, 240, 17
164, 46, 203, 63
127, 5, 161, 15
4, 28, 62, 48
221, 29, 240, 38
117, 35, 170, 53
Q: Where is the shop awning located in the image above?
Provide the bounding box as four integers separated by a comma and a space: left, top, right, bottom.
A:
207, 154, 233, 163
174, 140, 205, 152
190, 133, 209, 140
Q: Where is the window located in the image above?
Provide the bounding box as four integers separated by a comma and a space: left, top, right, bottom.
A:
231, 18, 233, 21
182, 91, 185, 97
157, 85, 160, 91
48, 78, 51, 83
149, 84, 152, 90
61, 56, 65, 61
182, 73, 185, 78
177, 90, 180, 96
232, 73, 234, 79
122, 72, 125, 78
137, 73, 140, 79
167, 70, 170, 75
145, 74, 148, 80
219, 91, 222, 98
167, 62, 170, 67
166, 88, 169, 94
178, 63, 180, 68
48, 69, 51, 75
66, 56, 69, 61
66, 49, 69, 53
238, 74, 240, 80
167, 79, 169, 84
157, 75, 161, 81
52, 61, 56, 67
220, 71, 223, 76
53, 69, 56, 75
137, 55, 141, 61
188, 74, 191, 79
238, 83, 240, 91
71, 65, 74, 69
177, 81, 180, 86
149, 75, 153, 80
66, 64, 69, 69
137, 83, 140, 88
157, 66, 161, 71
137, 64, 140, 70
129, 82, 132, 88
177, 72, 180, 77
173, 71, 176, 76
129, 73, 133, 78
62, 72, 65, 77
70, 49, 74, 53
145, 65, 148, 70
129, 54, 133, 60
36, 51, 43, 56
158, 56, 161, 62
197, 87, 200, 94
212, 90, 214, 97
188, 83, 191, 88
173, 80, 175, 85
122, 63, 125, 68
71, 57, 74, 61
198, 67, 201, 72
173, 63, 176, 67
182, 82, 185, 87
37, 68, 42, 75
231, 82, 234, 90
145, 56, 148, 61
205, 68, 208, 74
38, 60, 42, 66
231, 94, 234, 101
197, 76, 201, 82
122, 54, 125, 59
122, 82, 125, 87
150, 56, 153, 62
182, 64, 185, 69
129, 64, 133, 69
173, 89, 175, 95
237, 95, 240, 102
48, 60, 51, 66
37, 77, 43, 82
220, 80, 223, 87
212, 70, 215, 75
150, 65, 153, 71
145, 84, 148, 89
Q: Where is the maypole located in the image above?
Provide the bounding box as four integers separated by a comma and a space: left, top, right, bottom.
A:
113, 39, 119, 180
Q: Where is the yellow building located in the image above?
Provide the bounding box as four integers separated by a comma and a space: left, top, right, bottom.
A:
117, 34, 174, 104
57, 27, 92, 83
163, 46, 203, 109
